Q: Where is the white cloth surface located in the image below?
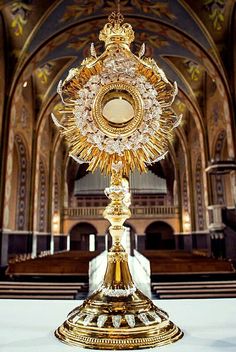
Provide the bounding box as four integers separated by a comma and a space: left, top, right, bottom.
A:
0, 298, 236, 352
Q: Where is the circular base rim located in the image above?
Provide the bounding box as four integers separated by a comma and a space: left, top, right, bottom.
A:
55, 320, 184, 350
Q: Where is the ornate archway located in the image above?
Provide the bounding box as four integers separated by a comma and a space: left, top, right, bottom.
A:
70, 222, 97, 251
145, 221, 175, 250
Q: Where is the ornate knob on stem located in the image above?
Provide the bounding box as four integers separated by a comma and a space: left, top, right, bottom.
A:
103, 162, 131, 251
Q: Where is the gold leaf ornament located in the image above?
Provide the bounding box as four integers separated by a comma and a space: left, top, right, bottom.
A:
53, 12, 180, 175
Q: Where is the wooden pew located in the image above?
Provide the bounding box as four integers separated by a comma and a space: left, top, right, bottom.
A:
152, 279, 236, 299
6, 251, 99, 277
141, 250, 234, 274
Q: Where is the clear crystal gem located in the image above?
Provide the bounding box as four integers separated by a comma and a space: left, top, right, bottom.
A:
97, 314, 108, 328
148, 311, 162, 322
102, 287, 136, 297
144, 99, 153, 109
83, 314, 95, 326
138, 313, 151, 326
112, 315, 122, 328
125, 314, 135, 328
71, 312, 85, 324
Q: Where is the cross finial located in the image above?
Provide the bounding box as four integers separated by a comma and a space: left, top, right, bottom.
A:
108, 11, 124, 26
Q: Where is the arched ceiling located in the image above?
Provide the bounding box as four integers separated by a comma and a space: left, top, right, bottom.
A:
1, 0, 234, 97
1, 0, 235, 187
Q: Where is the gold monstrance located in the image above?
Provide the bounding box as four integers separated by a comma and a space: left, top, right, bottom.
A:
52, 11, 183, 350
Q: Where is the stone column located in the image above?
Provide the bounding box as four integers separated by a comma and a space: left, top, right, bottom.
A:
66, 234, 70, 251
0, 230, 8, 266
96, 234, 105, 252
174, 233, 193, 251
208, 205, 225, 258
135, 234, 146, 252
31, 232, 37, 258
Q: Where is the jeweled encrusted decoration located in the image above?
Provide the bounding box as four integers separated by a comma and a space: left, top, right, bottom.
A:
125, 314, 136, 328
97, 315, 108, 328
148, 311, 162, 323
107, 252, 128, 263
69, 312, 164, 329
71, 53, 162, 156
70, 311, 85, 324
112, 315, 122, 328
83, 314, 95, 326
138, 313, 151, 326
52, 9, 181, 175
102, 286, 136, 297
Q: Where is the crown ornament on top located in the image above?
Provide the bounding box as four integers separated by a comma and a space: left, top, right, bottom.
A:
99, 11, 135, 47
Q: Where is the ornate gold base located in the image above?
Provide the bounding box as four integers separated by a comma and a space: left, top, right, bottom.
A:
55, 171, 183, 349
55, 285, 183, 350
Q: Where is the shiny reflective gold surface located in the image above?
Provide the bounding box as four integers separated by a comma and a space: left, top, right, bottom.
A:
55, 284, 183, 350
53, 10, 183, 350
93, 82, 143, 138
55, 167, 183, 349
52, 11, 181, 175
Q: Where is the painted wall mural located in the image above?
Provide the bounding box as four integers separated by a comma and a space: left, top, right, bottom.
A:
15, 134, 28, 230
38, 159, 47, 232
36, 62, 55, 84
54, 175, 59, 213
183, 172, 189, 214
213, 129, 226, 205
195, 156, 205, 231
10, 2, 32, 37
3, 114, 16, 230
214, 129, 226, 161
203, 0, 226, 31
183, 60, 203, 81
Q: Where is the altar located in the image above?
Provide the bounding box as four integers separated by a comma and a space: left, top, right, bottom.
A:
0, 298, 235, 352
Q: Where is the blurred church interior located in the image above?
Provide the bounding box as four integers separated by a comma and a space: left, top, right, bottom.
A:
0, 0, 236, 299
